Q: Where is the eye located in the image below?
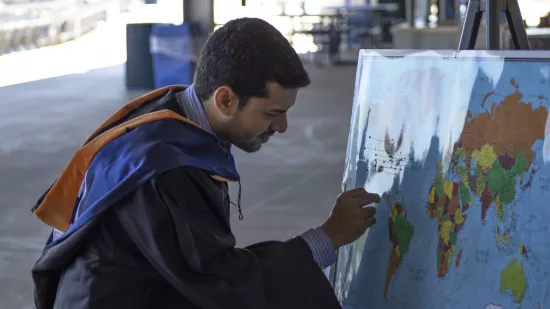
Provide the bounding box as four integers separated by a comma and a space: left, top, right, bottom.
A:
264, 112, 278, 118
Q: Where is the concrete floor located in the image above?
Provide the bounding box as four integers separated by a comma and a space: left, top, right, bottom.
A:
0, 26, 358, 309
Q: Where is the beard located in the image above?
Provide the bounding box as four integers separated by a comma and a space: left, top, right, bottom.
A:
233, 140, 262, 153
232, 132, 273, 153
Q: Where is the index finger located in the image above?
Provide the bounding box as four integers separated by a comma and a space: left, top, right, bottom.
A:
354, 192, 381, 206
343, 187, 367, 197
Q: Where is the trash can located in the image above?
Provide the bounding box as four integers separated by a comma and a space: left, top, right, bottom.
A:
150, 23, 199, 89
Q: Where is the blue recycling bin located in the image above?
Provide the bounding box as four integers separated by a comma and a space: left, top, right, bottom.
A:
150, 23, 199, 89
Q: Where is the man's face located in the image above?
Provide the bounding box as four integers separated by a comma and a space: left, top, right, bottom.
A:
214, 82, 298, 153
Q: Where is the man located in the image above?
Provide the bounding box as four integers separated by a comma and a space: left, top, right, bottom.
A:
31, 18, 379, 309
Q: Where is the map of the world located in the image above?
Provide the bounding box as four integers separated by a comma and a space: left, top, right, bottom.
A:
332, 50, 550, 309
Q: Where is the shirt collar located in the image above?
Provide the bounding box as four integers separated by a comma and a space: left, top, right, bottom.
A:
177, 85, 232, 150
177, 84, 214, 134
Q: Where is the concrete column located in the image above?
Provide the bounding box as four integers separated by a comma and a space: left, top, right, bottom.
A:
183, 0, 214, 35
439, 0, 448, 21
406, 0, 415, 27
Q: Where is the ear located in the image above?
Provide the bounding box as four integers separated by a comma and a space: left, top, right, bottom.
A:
213, 86, 239, 116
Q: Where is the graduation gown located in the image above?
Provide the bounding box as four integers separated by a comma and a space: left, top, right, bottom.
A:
31, 86, 342, 309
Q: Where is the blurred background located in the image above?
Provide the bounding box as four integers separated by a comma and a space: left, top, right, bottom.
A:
1, 0, 550, 308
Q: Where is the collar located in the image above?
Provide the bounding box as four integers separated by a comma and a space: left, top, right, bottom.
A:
176, 84, 214, 134
177, 84, 232, 150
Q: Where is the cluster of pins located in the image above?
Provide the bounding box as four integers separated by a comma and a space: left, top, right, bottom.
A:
364, 136, 409, 175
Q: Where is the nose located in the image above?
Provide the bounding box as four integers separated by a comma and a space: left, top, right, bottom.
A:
270, 113, 288, 134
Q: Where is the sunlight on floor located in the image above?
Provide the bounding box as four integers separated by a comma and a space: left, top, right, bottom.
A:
0, 18, 128, 88
0, 2, 323, 88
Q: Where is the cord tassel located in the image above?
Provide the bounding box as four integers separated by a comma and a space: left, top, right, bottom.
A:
237, 180, 243, 220
230, 181, 244, 220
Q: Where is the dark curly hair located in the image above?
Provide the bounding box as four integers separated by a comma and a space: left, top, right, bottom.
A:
193, 18, 310, 107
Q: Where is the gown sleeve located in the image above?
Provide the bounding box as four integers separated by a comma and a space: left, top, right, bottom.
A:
114, 166, 342, 309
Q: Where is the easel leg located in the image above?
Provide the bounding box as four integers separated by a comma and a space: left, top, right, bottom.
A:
504, 0, 531, 49
486, 0, 500, 49
458, 0, 483, 49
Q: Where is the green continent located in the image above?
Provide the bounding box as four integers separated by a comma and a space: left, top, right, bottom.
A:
436, 206, 444, 219
450, 232, 457, 245
487, 160, 507, 192
511, 150, 528, 175
476, 175, 486, 195
456, 165, 468, 176
435, 174, 445, 198
454, 147, 466, 162
394, 215, 414, 263
459, 182, 472, 206
500, 259, 527, 303
487, 160, 517, 205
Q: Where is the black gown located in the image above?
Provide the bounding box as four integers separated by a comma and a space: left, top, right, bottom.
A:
31, 87, 342, 309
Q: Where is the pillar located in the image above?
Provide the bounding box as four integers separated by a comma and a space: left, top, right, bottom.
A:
183, 0, 215, 35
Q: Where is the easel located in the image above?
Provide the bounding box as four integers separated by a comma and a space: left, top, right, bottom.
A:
458, 0, 530, 50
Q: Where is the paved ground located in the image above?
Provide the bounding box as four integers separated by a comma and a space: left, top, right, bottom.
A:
0, 22, 358, 309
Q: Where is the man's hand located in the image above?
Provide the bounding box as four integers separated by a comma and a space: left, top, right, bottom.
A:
321, 188, 380, 248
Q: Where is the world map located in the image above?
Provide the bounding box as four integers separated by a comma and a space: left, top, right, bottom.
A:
333, 50, 550, 309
